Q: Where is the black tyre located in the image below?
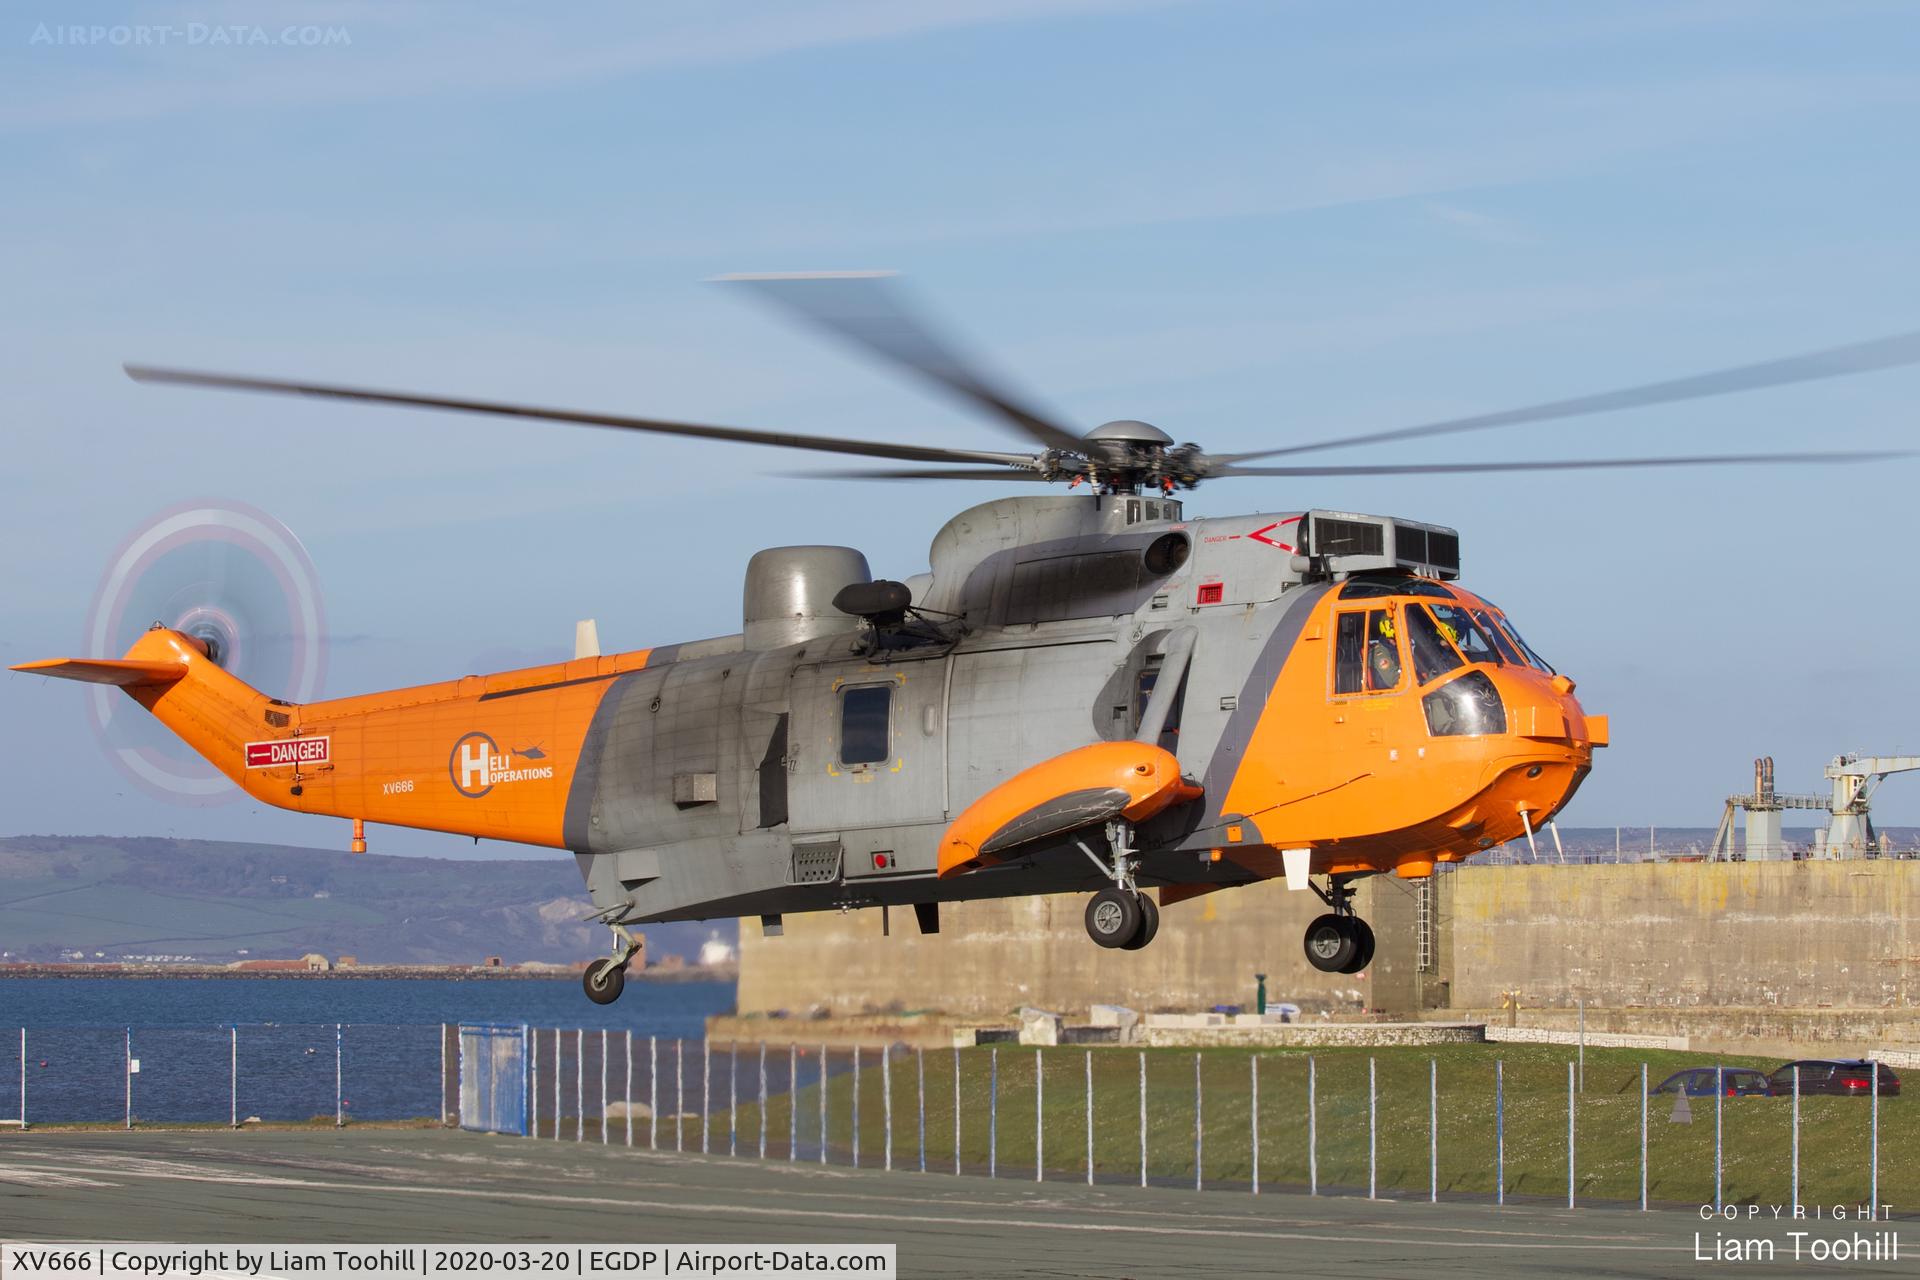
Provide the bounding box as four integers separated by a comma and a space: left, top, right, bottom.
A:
583, 959, 627, 1005
1085, 888, 1145, 948
1121, 892, 1161, 951
1303, 913, 1358, 973
1340, 918, 1376, 974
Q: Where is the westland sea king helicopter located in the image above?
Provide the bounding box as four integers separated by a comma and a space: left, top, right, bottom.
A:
18, 275, 1920, 1002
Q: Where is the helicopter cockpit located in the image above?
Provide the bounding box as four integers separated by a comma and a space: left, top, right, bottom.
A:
1331, 574, 1561, 738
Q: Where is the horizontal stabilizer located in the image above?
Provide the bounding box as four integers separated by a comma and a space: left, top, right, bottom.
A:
10, 657, 188, 687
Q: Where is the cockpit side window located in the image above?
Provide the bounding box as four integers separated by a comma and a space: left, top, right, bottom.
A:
1334, 609, 1403, 695
1333, 611, 1366, 695
1406, 605, 1464, 685
1429, 604, 1503, 665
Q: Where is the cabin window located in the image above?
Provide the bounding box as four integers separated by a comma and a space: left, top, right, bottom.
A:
839, 685, 892, 766
1335, 609, 1402, 695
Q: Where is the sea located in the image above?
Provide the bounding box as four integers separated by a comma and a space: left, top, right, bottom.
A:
0, 975, 737, 1126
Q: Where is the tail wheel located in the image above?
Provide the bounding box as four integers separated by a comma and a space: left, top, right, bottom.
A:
1303, 913, 1359, 973
1340, 918, 1376, 974
1085, 887, 1144, 948
583, 959, 627, 1005
1121, 892, 1160, 950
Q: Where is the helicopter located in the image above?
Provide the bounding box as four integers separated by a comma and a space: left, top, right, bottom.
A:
16, 274, 1919, 1003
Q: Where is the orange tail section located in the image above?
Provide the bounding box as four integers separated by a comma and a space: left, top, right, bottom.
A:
14, 627, 656, 849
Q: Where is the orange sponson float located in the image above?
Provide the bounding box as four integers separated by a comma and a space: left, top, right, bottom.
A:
937, 740, 1201, 878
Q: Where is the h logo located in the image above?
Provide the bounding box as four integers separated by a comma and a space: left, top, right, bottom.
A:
450, 732, 500, 798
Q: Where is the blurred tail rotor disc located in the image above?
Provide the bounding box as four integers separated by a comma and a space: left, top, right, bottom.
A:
85, 499, 327, 804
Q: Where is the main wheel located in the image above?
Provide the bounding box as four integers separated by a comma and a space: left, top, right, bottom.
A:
1303, 914, 1358, 973
1340, 918, 1376, 974
583, 958, 627, 1005
1121, 892, 1161, 950
1085, 888, 1145, 949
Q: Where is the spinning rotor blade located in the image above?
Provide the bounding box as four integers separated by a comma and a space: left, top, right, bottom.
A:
1213, 449, 1909, 478
718, 272, 1088, 455
787, 466, 1053, 481
123, 365, 1037, 469
1225, 329, 1920, 463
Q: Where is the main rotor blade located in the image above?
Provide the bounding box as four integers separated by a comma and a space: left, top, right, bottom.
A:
1214, 449, 1909, 478
1224, 330, 1920, 463
124, 365, 1038, 468
718, 272, 1088, 455
783, 466, 1051, 481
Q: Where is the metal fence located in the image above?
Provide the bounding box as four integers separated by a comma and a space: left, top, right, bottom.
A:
514, 1039, 1905, 1211
5, 1024, 451, 1126
7, 1027, 1903, 1212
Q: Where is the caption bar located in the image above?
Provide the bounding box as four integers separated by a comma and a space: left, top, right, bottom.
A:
2, 1247, 895, 1280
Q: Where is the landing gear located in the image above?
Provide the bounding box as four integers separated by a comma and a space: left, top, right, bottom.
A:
1302, 875, 1374, 975
582, 923, 641, 1005
1079, 819, 1160, 950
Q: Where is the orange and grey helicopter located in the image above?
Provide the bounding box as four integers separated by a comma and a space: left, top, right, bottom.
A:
16, 275, 1918, 1002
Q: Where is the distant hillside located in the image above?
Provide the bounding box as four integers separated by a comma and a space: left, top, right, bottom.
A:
0, 836, 735, 966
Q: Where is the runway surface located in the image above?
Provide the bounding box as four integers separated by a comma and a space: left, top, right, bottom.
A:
0, 1129, 1905, 1277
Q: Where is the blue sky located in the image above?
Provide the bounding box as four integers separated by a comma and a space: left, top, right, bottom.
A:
4, 0, 1919, 854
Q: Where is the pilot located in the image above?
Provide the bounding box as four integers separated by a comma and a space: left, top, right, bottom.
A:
1367, 613, 1401, 690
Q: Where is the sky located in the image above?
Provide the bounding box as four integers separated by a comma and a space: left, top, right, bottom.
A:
4, 0, 1919, 856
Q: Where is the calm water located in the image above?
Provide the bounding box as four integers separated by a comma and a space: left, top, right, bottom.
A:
0, 976, 736, 1125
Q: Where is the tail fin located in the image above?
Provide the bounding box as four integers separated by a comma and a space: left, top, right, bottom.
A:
11, 657, 188, 687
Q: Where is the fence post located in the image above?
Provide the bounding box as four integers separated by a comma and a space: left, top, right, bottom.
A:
1251, 1055, 1260, 1196
1193, 1052, 1203, 1192
820, 1043, 828, 1166
1872, 1061, 1881, 1211
917, 1047, 926, 1174
1791, 1065, 1800, 1213
17, 1028, 24, 1129
1566, 1060, 1575, 1209
1368, 1056, 1376, 1200
989, 1047, 998, 1179
790, 1044, 799, 1163
1429, 1057, 1437, 1204
335, 1024, 344, 1128
125, 1026, 132, 1130
702, 1039, 711, 1155
439, 1022, 447, 1126
531, 1030, 540, 1138
1308, 1054, 1317, 1197
675, 1039, 684, 1154
953, 1045, 962, 1176
1713, 1065, 1723, 1213
758, 1043, 768, 1160
625, 1031, 633, 1148
1138, 1050, 1147, 1189
885, 1047, 894, 1172
576, 1029, 584, 1142
230, 1024, 238, 1129
729, 1043, 738, 1157
554, 1029, 562, 1141
1086, 1049, 1095, 1188
1639, 1062, 1647, 1211
853, 1047, 862, 1169
649, 1035, 658, 1151
600, 1029, 608, 1145
1034, 1049, 1043, 1183
1495, 1059, 1504, 1206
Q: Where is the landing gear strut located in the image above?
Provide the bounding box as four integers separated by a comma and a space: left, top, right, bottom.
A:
1079, 820, 1159, 950
1302, 875, 1375, 975
583, 923, 641, 1005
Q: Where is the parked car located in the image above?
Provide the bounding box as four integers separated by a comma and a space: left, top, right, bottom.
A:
1650, 1067, 1772, 1097
1767, 1060, 1902, 1097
